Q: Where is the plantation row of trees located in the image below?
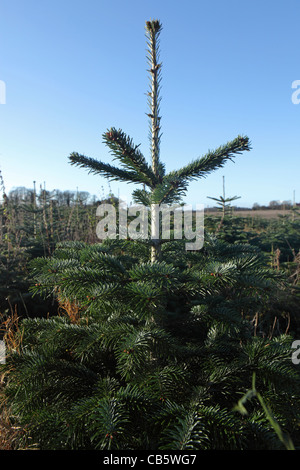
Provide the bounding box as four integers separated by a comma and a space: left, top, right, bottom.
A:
0, 183, 120, 316
252, 201, 299, 210
6, 186, 95, 206
0, 182, 299, 318
0, 19, 300, 451
0, 185, 102, 249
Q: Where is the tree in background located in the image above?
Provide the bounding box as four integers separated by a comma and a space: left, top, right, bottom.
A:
207, 176, 241, 232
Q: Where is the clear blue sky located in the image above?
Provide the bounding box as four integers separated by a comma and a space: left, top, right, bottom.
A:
0, 0, 299, 208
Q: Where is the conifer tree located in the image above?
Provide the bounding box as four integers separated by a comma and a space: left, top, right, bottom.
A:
2, 19, 300, 452
207, 176, 240, 223
69, 19, 251, 262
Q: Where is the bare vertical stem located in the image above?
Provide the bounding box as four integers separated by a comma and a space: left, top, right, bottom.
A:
146, 19, 162, 262
33, 181, 36, 239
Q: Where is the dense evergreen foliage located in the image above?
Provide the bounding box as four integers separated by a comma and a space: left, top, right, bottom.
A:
2, 236, 300, 450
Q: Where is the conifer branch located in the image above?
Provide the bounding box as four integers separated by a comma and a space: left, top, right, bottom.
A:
69, 152, 144, 185
163, 135, 251, 191
103, 128, 158, 187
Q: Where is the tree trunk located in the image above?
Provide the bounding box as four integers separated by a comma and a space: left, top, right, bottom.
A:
147, 20, 162, 262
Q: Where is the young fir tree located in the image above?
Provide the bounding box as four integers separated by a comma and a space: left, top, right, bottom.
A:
68, 20, 250, 262
207, 176, 240, 221
1, 20, 300, 451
